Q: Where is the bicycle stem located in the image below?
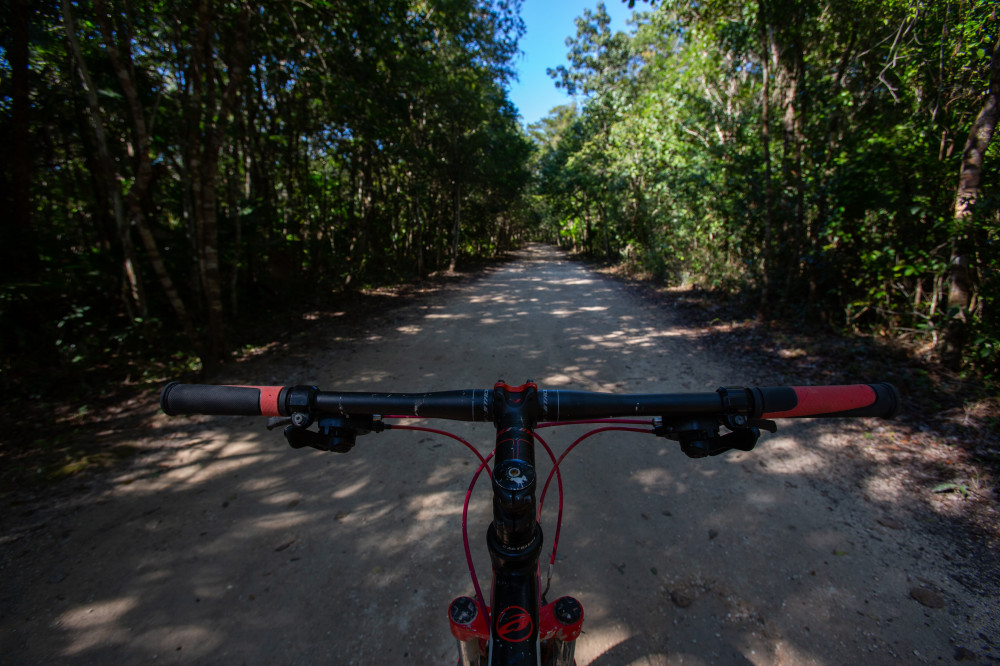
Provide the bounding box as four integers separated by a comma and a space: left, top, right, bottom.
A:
487, 381, 545, 663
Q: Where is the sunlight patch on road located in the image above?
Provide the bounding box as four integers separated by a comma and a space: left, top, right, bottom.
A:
425, 313, 472, 320
860, 473, 906, 504
542, 372, 577, 386
580, 330, 662, 351
108, 434, 273, 493
260, 490, 304, 506
739, 633, 825, 666
632, 467, 673, 491
409, 491, 464, 521
549, 305, 610, 317
137, 625, 222, 660
237, 476, 288, 493
573, 623, 640, 665
170, 440, 270, 486
467, 293, 520, 305
756, 437, 829, 474
647, 325, 705, 339
541, 367, 609, 388
330, 477, 370, 499
348, 369, 397, 385
551, 278, 595, 285
57, 597, 138, 655
744, 489, 780, 508
251, 512, 312, 531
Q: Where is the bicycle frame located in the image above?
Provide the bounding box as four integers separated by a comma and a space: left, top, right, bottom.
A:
160, 380, 899, 666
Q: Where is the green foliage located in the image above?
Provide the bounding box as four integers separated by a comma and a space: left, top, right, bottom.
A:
530, 0, 999, 372
0, 0, 533, 393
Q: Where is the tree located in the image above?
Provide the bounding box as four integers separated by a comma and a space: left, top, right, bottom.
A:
548, 2, 635, 261
531, 0, 1000, 371
941, 32, 1000, 367
1, 0, 532, 392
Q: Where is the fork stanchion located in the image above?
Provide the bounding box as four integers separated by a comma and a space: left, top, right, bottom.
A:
449, 596, 488, 666
540, 596, 584, 666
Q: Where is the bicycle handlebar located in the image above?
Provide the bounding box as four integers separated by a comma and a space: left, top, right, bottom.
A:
160, 382, 900, 421
159, 377, 900, 665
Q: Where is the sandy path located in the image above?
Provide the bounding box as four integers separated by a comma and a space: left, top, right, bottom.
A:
2, 244, 995, 664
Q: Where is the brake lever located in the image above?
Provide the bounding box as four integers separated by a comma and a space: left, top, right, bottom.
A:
282, 424, 358, 452
656, 414, 777, 458
267, 416, 292, 430
279, 415, 381, 453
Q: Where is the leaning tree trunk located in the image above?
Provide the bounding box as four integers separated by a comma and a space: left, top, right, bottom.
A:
939, 36, 1000, 369
450, 181, 461, 273
184, 0, 251, 373
4, 0, 37, 282
758, 25, 775, 316
63, 0, 147, 318
89, 0, 200, 349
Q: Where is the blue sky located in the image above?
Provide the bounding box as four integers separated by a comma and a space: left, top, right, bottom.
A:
506, 0, 639, 127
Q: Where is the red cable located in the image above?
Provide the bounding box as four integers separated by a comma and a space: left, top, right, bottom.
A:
539, 426, 654, 565
389, 418, 654, 617
463, 452, 493, 617
537, 418, 653, 429
531, 432, 564, 567
388, 421, 493, 615
389, 424, 492, 480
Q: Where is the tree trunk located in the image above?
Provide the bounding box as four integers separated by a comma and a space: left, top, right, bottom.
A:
91, 0, 200, 348
414, 195, 425, 278
767, 3, 806, 301
2, 0, 38, 281
782, 42, 806, 293
450, 181, 461, 272
939, 36, 1000, 368
63, 0, 147, 318
759, 21, 775, 316
601, 204, 611, 263
184, 0, 251, 371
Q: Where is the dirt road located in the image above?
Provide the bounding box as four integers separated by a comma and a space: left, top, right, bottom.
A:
2, 244, 996, 664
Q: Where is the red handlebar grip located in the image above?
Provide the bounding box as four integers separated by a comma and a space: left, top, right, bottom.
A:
757, 383, 900, 419
160, 382, 286, 417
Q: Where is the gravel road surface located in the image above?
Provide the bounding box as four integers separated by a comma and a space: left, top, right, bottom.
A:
2, 244, 996, 664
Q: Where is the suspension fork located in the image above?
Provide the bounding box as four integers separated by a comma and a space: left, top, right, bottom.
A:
449, 381, 582, 666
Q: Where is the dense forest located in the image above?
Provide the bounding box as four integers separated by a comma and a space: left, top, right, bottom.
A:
533, 0, 999, 374
0, 0, 532, 386
0, 0, 998, 395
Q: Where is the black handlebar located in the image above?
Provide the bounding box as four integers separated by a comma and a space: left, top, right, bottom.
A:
161, 381, 900, 422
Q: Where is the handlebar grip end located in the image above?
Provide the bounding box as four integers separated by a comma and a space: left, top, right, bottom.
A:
160, 381, 181, 415
873, 382, 902, 419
